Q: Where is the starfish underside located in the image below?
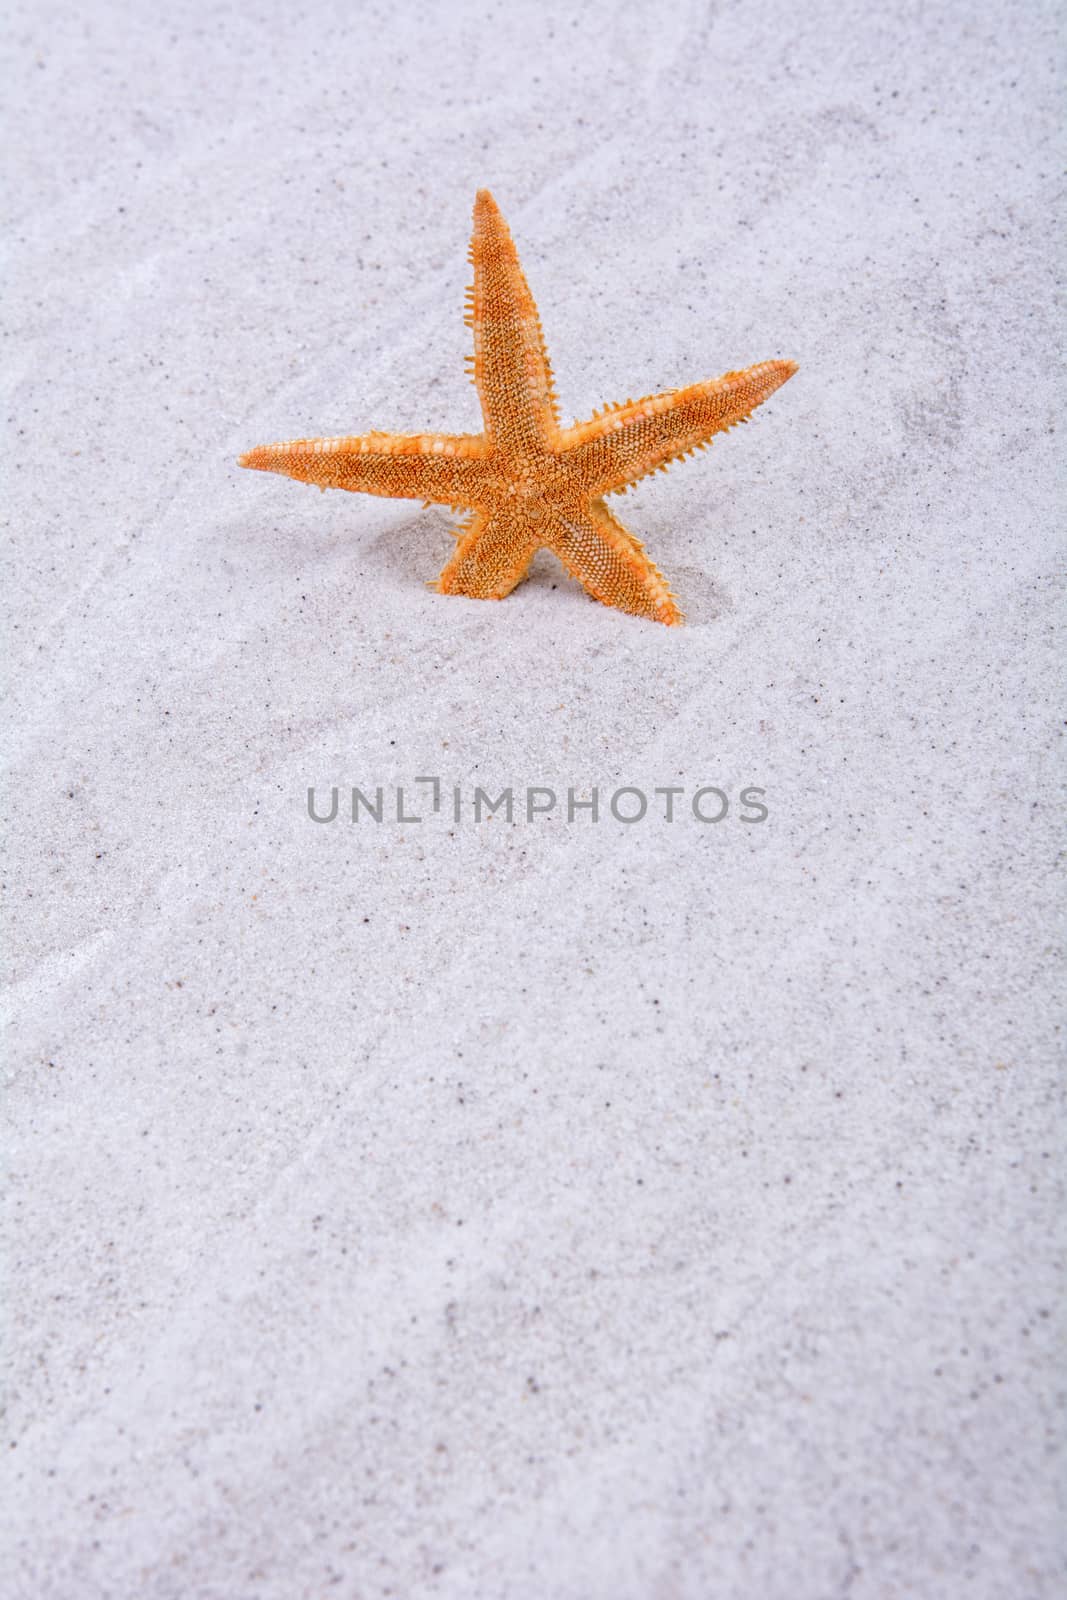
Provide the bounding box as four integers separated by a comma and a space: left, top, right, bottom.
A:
240, 191, 796, 625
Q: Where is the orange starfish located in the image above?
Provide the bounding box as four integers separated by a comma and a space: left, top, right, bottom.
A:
239, 191, 796, 625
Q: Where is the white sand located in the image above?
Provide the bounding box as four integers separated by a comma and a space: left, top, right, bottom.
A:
5, 0, 1063, 1594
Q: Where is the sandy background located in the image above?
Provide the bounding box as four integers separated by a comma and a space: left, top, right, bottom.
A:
4, 0, 1063, 1595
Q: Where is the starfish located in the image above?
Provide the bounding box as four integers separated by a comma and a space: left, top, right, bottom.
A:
239, 191, 796, 626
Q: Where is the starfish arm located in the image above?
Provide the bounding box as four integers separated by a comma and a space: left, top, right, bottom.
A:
546, 500, 683, 625
468, 189, 560, 450
238, 432, 492, 507
435, 506, 540, 600
558, 359, 798, 496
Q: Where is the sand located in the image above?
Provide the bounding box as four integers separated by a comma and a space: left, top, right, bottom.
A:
4, 0, 1063, 1594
